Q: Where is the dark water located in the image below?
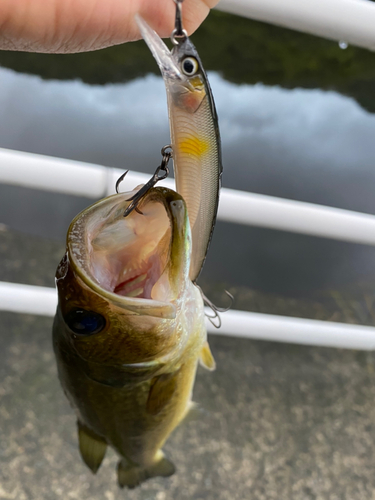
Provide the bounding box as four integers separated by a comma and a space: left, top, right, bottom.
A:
2, 10, 375, 295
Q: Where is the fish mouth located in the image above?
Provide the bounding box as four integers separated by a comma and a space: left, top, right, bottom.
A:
89, 195, 170, 301
68, 187, 190, 315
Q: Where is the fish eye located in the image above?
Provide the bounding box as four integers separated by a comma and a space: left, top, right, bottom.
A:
64, 308, 106, 336
181, 57, 199, 76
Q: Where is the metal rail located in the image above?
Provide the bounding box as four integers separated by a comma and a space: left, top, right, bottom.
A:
2, 149, 375, 348
1, 281, 374, 350
2, 147, 375, 245
217, 0, 375, 52
2, 0, 375, 348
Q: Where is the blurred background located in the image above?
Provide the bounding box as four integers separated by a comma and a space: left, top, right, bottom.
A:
2, 9, 375, 321
2, 8, 375, 499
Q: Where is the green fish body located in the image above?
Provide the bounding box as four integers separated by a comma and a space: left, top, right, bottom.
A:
53, 187, 215, 488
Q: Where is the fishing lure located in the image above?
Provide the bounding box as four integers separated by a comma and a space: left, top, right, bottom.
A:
136, 0, 223, 283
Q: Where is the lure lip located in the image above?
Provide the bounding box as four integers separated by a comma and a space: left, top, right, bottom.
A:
135, 14, 183, 81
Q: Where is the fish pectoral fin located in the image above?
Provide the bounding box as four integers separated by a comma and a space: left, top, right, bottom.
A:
178, 401, 203, 426
146, 369, 180, 415
117, 451, 175, 489
77, 421, 107, 474
199, 341, 216, 371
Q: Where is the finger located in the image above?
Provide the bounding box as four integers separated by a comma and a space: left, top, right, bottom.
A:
136, 0, 219, 39
0, 0, 220, 53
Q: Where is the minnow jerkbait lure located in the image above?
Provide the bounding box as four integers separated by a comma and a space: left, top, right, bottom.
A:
136, 1, 222, 282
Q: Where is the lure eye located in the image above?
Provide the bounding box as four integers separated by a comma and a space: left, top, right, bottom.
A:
65, 309, 106, 336
181, 57, 199, 76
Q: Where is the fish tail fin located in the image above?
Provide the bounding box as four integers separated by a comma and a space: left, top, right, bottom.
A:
77, 421, 107, 474
117, 451, 175, 489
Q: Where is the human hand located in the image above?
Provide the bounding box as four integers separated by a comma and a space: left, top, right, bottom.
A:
0, 0, 218, 53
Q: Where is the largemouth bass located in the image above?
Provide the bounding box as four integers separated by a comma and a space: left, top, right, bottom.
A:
136, 15, 223, 282
53, 186, 215, 488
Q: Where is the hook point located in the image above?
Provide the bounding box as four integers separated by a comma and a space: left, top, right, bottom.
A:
115, 170, 129, 194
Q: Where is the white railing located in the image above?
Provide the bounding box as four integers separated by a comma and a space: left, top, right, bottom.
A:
217, 0, 375, 52
1, 281, 375, 350
3, 148, 375, 245
1, 147, 375, 349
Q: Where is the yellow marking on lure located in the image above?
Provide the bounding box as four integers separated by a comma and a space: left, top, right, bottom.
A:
178, 136, 210, 157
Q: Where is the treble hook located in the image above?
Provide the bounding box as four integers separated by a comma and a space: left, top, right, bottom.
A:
195, 284, 234, 329
115, 171, 128, 194
171, 0, 187, 45
115, 145, 173, 218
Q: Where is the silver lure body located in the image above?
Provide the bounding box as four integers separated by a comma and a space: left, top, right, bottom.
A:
136, 15, 222, 282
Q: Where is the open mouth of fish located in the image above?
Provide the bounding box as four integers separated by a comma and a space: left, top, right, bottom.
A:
90, 196, 171, 301
68, 187, 188, 309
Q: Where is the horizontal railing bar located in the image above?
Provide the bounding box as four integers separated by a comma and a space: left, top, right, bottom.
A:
0, 148, 109, 198
1, 281, 375, 350
0, 281, 58, 317
2, 147, 375, 245
217, 0, 375, 52
216, 188, 375, 246
0, 147, 175, 195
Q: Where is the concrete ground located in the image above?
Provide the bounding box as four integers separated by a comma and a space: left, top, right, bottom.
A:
1, 227, 375, 500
